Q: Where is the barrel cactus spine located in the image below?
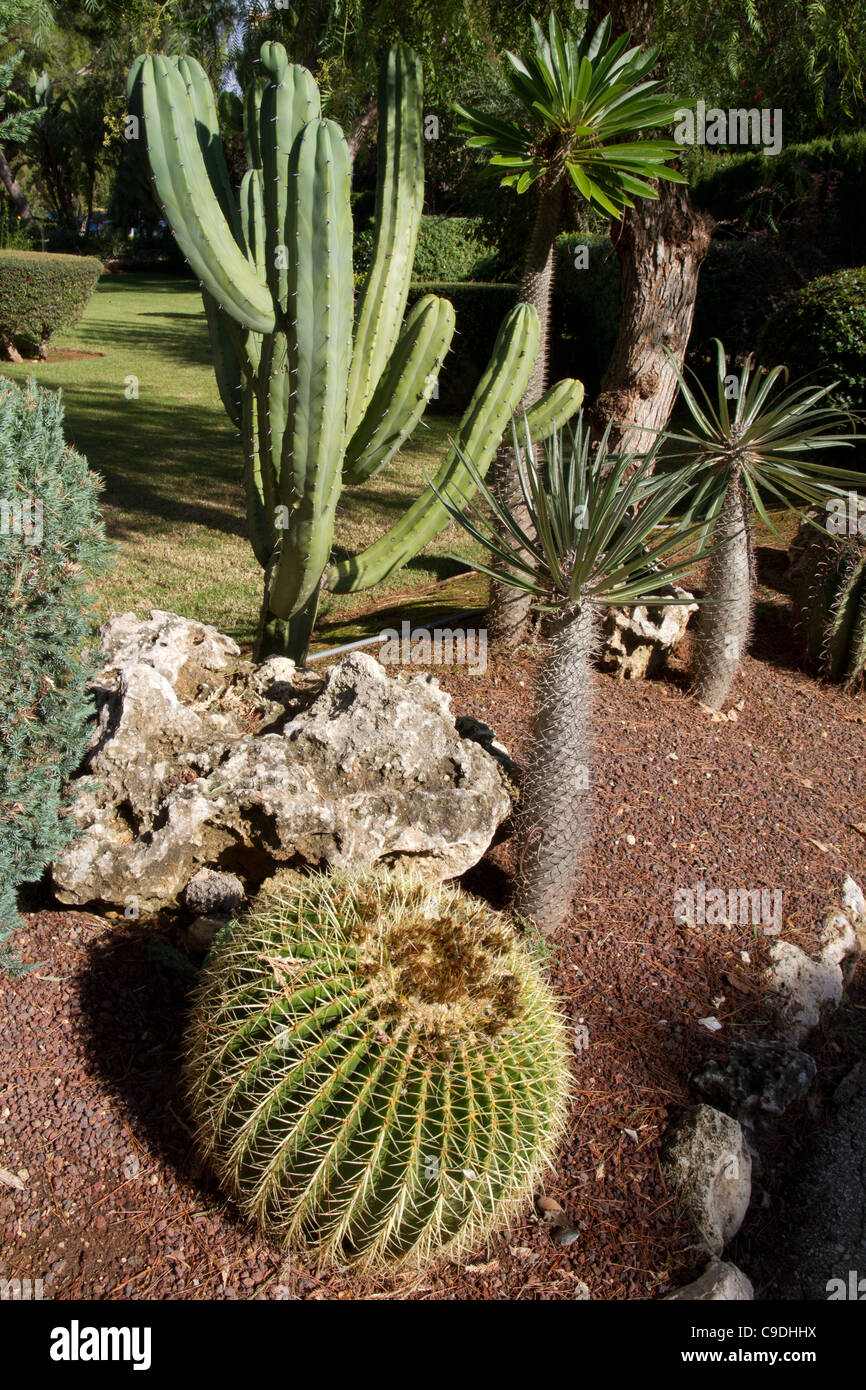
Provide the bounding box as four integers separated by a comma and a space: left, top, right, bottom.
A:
184, 870, 571, 1271
129, 42, 583, 661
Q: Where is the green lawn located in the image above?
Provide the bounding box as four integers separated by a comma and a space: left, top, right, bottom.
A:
1, 272, 486, 653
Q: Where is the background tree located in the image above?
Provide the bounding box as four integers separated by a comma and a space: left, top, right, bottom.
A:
588, 0, 866, 460
455, 10, 684, 650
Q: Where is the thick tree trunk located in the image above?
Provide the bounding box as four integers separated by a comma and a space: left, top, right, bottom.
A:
347, 101, 377, 165
591, 182, 714, 455
514, 602, 598, 936
692, 473, 752, 710
487, 178, 564, 652
0, 147, 34, 223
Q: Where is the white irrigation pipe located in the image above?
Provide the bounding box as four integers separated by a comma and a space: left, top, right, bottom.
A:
306, 610, 485, 664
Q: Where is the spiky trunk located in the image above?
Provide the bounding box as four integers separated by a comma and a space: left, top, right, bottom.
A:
487, 177, 564, 653
692, 473, 752, 710
514, 602, 597, 936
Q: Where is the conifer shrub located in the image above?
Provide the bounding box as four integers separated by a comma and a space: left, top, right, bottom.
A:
0, 377, 110, 968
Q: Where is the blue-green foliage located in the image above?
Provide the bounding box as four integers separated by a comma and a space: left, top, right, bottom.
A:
0, 377, 110, 971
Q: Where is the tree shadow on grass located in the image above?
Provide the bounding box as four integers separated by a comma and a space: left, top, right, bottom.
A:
58, 390, 249, 541
79, 316, 213, 367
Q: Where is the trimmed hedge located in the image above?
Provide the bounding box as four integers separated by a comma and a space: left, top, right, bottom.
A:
0, 250, 102, 360
407, 281, 518, 411
691, 131, 866, 269
409, 238, 620, 410
0, 377, 110, 970
357, 215, 497, 286
757, 267, 866, 413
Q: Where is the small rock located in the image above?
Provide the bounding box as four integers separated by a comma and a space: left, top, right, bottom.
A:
764, 923, 856, 1044
693, 1042, 817, 1120
186, 915, 229, 953
600, 587, 697, 680
183, 869, 246, 918
122, 1152, 141, 1181
662, 1105, 752, 1255
842, 874, 865, 927
665, 1258, 754, 1301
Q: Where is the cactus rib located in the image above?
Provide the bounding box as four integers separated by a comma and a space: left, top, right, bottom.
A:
343, 294, 455, 485
327, 303, 541, 593
346, 41, 424, 437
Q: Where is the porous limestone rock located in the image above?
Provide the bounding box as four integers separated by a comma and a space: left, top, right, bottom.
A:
665, 1258, 754, 1301
600, 586, 697, 681
53, 613, 513, 913
662, 1104, 752, 1255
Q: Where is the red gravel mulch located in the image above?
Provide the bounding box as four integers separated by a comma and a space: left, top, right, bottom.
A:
1, 590, 864, 1301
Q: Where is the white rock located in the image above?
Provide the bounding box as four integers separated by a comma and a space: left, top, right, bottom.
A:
764, 891, 861, 1043
53, 625, 512, 912
600, 587, 697, 680
665, 1258, 754, 1301
99, 609, 240, 687
662, 1105, 752, 1255
764, 940, 844, 1044
842, 874, 865, 925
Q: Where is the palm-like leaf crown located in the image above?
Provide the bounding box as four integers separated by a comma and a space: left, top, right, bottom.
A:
436, 414, 711, 611
667, 339, 862, 543
455, 12, 685, 217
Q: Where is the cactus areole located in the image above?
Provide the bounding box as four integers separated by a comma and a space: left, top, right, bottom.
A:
128, 42, 583, 661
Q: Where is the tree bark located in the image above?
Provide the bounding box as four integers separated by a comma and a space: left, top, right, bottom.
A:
590, 182, 714, 455
487, 177, 564, 652
347, 101, 377, 165
0, 147, 34, 223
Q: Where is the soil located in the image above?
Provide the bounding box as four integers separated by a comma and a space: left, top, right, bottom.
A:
45, 348, 105, 362
1, 593, 864, 1301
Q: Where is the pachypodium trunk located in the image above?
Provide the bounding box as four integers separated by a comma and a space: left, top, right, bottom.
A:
692, 472, 752, 710
514, 602, 598, 936
488, 177, 566, 654
129, 43, 582, 663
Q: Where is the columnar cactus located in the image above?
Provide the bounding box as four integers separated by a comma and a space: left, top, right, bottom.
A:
789, 498, 866, 689
128, 43, 583, 660
184, 870, 571, 1271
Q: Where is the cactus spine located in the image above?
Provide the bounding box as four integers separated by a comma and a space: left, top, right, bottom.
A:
789, 498, 866, 689
185, 870, 570, 1271
129, 43, 582, 661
